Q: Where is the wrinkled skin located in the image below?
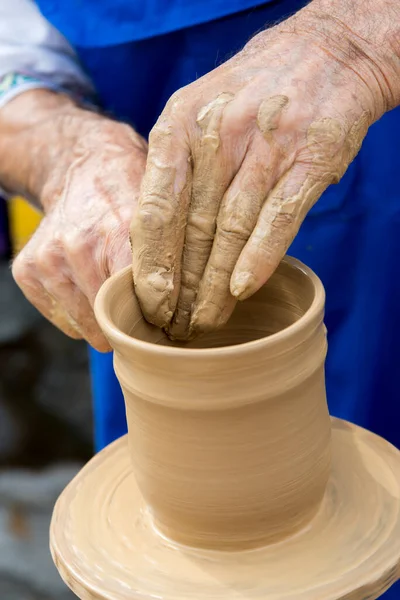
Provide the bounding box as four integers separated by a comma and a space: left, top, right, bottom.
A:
131, 4, 400, 340
11, 110, 147, 351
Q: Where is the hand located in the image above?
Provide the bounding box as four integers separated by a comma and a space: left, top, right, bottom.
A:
131, 0, 400, 340
9, 101, 147, 351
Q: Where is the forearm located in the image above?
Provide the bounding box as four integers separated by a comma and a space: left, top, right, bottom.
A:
246, 0, 400, 120
313, 0, 400, 55
303, 0, 400, 112
0, 0, 99, 206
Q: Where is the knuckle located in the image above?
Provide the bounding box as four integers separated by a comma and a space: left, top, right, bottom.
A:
186, 212, 216, 244
150, 90, 190, 144
148, 123, 169, 145
148, 123, 181, 157
11, 251, 31, 284
62, 228, 92, 258
218, 111, 236, 137
180, 266, 201, 292
149, 120, 181, 148
218, 106, 249, 142
137, 194, 176, 232
34, 238, 61, 272
261, 203, 295, 229
165, 88, 187, 114
217, 213, 252, 243
272, 211, 295, 230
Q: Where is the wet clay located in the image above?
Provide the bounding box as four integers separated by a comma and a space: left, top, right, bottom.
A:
50, 257, 400, 599
167, 93, 235, 340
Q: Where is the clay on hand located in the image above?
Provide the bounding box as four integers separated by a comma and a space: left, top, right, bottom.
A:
12, 116, 147, 351
131, 2, 399, 340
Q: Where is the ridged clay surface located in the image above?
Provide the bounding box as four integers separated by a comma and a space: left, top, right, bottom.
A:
50, 420, 400, 600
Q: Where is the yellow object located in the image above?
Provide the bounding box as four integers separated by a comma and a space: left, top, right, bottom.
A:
8, 196, 42, 253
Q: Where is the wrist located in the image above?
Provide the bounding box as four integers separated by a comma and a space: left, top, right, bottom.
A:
297, 0, 400, 114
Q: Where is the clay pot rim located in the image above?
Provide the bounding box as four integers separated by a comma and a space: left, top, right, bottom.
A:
95, 256, 325, 356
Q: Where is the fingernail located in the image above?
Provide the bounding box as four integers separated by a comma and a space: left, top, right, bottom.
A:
230, 272, 256, 300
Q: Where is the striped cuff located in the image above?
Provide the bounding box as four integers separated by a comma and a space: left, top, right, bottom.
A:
0, 72, 98, 199
0, 72, 96, 110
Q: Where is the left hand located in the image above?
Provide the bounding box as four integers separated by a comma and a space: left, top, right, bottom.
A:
131, 0, 400, 340
10, 104, 147, 351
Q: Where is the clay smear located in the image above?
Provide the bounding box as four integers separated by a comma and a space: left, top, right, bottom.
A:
167, 93, 234, 340
257, 94, 289, 136
130, 94, 192, 329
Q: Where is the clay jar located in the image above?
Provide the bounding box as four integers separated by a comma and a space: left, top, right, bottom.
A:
94, 257, 331, 551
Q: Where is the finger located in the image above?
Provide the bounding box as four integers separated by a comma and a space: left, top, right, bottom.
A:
44, 274, 110, 351
12, 252, 83, 341
131, 96, 192, 328
167, 92, 238, 339
189, 144, 285, 335
170, 93, 293, 339
65, 213, 132, 309
35, 242, 110, 351
230, 164, 333, 300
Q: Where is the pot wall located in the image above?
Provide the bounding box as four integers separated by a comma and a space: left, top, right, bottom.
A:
95, 257, 331, 550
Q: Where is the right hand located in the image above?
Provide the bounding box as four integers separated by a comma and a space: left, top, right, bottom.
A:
131, 3, 398, 341
11, 106, 147, 351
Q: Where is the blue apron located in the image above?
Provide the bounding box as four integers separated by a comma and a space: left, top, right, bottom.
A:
35, 3, 400, 594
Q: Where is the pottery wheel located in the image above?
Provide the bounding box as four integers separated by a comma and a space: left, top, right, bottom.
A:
50, 418, 400, 600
